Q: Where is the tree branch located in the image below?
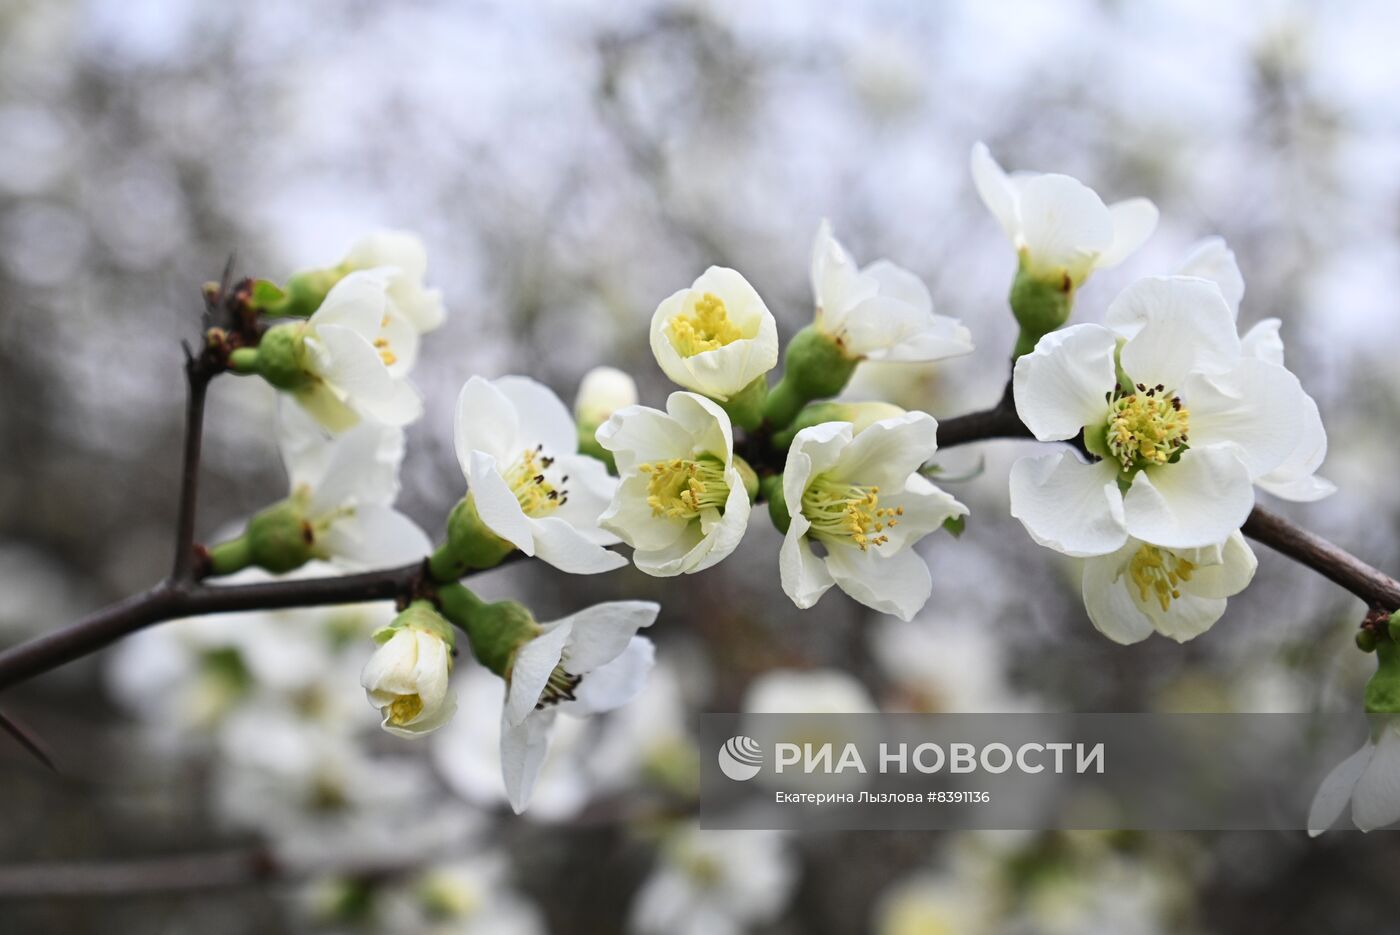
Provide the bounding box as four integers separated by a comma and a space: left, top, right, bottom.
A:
935, 384, 1400, 613
171, 348, 218, 582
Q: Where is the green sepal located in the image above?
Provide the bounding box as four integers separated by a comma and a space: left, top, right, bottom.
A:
250, 323, 312, 391
1389, 610, 1400, 644
770, 400, 906, 449
375, 600, 456, 650
718, 375, 768, 432
1009, 262, 1074, 358
762, 325, 859, 429
1364, 637, 1400, 714
437, 584, 539, 678
257, 267, 346, 319
943, 514, 966, 538
428, 495, 517, 582
245, 497, 315, 574
761, 475, 790, 533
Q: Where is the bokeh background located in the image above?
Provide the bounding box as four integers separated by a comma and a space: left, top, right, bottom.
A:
3, 0, 1400, 932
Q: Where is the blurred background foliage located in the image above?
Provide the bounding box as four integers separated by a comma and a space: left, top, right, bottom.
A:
2, 0, 1399, 932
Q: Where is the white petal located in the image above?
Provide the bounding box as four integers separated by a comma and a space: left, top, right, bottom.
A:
468, 451, 535, 554
1256, 392, 1333, 502
500, 709, 556, 814
1112, 277, 1241, 388
528, 516, 627, 574
456, 376, 522, 474
1017, 173, 1114, 272
1179, 531, 1257, 600
556, 601, 660, 674
810, 218, 874, 331
1183, 358, 1307, 479
783, 422, 853, 513
1137, 591, 1227, 643
570, 636, 655, 714
1240, 318, 1284, 365
309, 269, 389, 335
361, 628, 419, 694
876, 475, 968, 552
376, 307, 420, 378
666, 391, 736, 463
322, 505, 431, 568
277, 401, 332, 491
1009, 453, 1127, 557
1176, 236, 1244, 317
780, 515, 836, 609
345, 230, 428, 281
1081, 549, 1156, 645
307, 421, 404, 514
311, 324, 420, 426
1353, 727, 1400, 832
1308, 742, 1373, 836
548, 454, 621, 545
1094, 198, 1158, 270
1122, 448, 1254, 549
970, 142, 1021, 241
599, 473, 690, 552
595, 404, 694, 474
829, 411, 938, 489
504, 623, 573, 727
824, 545, 933, 621
493, 375, 580, 456
1012, 324, 1118, 441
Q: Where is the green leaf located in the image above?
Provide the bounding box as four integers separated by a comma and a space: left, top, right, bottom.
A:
250, 279, 287, 309
942, 515, 966, 538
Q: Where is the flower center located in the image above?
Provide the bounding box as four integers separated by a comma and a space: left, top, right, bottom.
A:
536, 665, 583, 710
503, 445, 568, 516
667, 292, 743, 357
372, 336, 397, 367
1128, 543, 1196, 612
387, 693, 424, 725
1105, 383, 1190, 471
801, 475, 902, 550
639, 457, 730, 520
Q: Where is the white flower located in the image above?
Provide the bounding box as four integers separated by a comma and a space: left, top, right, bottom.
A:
361, 622, 456, 738
574, 365, 639, 428
294, 269, 424, 430
1308, 720, 1400, 834
597, 391, 753, 576
810, 219, 973, 362
341, 229, 446, 334
455, 375, 626, 575
971, 141, 1158, 287
779, 413, 967, 621
1081, 531, 1258, 645
432, 671, 594, 821
629, 826, 796, 935
1176, 237, 1336, 502
869, 616, 1022, 712
498, 601, 660, 812
743, 668, 878, 714
873, 873, 993, 935
1010, 276, 1313, 556
649, 266, 778, 400
277, 404, 432, 569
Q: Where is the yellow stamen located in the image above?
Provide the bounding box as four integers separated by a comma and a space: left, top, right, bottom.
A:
1105, 383, 1190, 471
667, 292, 744, 357
1128, 543, 1196, 612
639, 457, 730, 519
387, 693, 424, 725
373, 336, 397, 367
801, 475, 902, 551
503, 446, 567, 516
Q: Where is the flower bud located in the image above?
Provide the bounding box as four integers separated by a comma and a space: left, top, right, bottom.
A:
770, 400, 906, 449
428, 495, 517, 582
576, 367, 638, 469
574, 366, 638, 429
1009, 263, 1074, 357
361, 601, 457, 736
761, 475, 790, 534
762, 325, 859, 429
